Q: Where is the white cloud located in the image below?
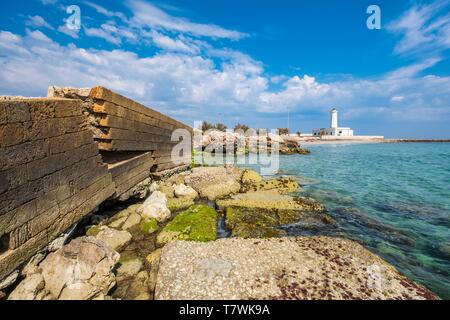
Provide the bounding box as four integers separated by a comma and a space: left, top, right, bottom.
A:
1, 29, 449, 126
146, 30, 198, 53
387, 0, 450, 55
84, 24, 123, 45
26, 15, 55, 30
83, 1, 128, 22
126, 0, 247, 40
391, 95, 405, 102
40, 0, 58, 5
57, 24, 80, 39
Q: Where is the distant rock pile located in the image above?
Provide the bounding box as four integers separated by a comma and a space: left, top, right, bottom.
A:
195, 130, 311, 155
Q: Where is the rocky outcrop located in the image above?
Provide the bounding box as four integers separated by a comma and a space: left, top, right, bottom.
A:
9, 237, 119, 300
155, 237, 439, 300
157, 205, 218, 246
185, 166, 242, 200
195, 130, 311, 155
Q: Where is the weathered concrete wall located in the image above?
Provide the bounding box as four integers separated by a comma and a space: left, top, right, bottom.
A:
0, 88, 193, 282
0, 98, 115, 280
48, 87, 192, 199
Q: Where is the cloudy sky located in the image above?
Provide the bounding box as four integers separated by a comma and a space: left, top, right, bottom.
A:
0, 0, 450, 138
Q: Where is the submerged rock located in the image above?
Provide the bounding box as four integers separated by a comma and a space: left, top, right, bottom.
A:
139, 191, 171, 223
157, 205, 218, 246
10, 237, 119, 300
226, 207, 285, 238
438, 242, 450, 259
185, 166, 242, 200
226, 205, 335, 239
155, 237, 439, 300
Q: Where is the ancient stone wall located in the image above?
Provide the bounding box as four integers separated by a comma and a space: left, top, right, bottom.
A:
48, 87, 192, 199
0, 98, 115, 280
0, 88, 193, 282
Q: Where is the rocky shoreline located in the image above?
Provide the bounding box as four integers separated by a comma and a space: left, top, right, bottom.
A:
2, 165, 439, 300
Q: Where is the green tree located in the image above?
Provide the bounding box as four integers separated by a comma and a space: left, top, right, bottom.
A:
234, 123, 250, 132
201, 121, 215, 132
215, 123, 228, 132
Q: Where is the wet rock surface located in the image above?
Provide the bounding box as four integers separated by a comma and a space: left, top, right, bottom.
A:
155, 237, 439, 300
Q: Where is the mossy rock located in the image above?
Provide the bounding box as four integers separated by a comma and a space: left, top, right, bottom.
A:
159, 184, 175, 198
240, 178, 299, 194
86, 225, 101, 237
217, 190, 325, 212
156, 205, 218, 246
140, 218, 159, 234
225, 205, 335, 239
167, 196, 195, 212
226, 207, 284, 238
241, 170, 263, 185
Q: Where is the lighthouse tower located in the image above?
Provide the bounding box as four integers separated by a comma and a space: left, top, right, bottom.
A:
312, 108, 354, 137
330, 108, 338, 129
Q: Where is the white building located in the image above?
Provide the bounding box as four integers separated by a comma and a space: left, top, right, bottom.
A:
312, 108, 354, 137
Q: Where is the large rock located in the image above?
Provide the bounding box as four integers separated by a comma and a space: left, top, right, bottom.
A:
185, 166, 242, 200
156, 205, 218, 246
217, 190, 326, 212
155, 237, 439, 300
139, 191, 171, 222
241, 177, 299, 194
173, 184, 198, 199
95, 226, 132, 251
9, 237, 120, 300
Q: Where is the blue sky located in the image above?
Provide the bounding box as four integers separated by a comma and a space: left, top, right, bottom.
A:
0, 0, 450, 138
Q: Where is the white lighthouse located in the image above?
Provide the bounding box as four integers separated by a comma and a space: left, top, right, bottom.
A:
331, 108, 338, 129
312, 108, 354, 137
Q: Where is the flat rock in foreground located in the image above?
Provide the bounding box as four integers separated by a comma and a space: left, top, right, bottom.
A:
155, 237, 438, 300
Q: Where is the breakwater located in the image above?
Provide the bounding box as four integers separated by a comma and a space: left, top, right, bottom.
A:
0, 87, 192, 282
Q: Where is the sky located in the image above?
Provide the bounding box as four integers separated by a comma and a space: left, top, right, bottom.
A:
0, 0, 450, 138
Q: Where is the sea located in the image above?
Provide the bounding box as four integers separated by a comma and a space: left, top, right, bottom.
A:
224, 142, 450, 299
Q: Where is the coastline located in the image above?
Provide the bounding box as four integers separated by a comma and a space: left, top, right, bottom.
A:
300, 139, 450, 146
3, 164, 441, 300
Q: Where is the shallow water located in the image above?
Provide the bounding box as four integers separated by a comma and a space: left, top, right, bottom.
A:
231, 143, 450, 299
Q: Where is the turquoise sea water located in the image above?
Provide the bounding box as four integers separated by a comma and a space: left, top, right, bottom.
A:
234, 143, 450, 299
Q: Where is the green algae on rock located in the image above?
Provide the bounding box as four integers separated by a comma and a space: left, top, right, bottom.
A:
139, 218, 159, 234
226, 204, 336, 239
167, 196, 195, 212
156, 205, 218, 246
217, 190, 326, 212
226, 207, 285, 238
240, 177, 300, 194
